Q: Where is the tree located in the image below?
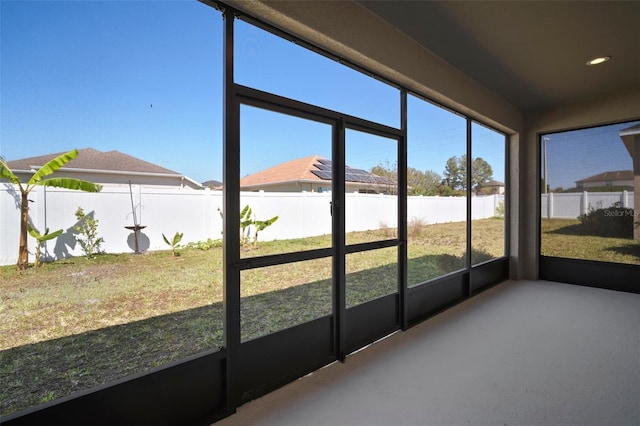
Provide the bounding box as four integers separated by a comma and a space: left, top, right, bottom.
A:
0, 149, 102, 270
370, 161, 397, 181
422, 170, 443, 196
371, 161, 443, 196
370, 160, 399, 194
471, 156, 493, 191
443, 156, 463, 190
442, 154, 493, 193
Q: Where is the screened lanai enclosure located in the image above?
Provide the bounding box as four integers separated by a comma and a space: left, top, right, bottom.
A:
3, 1, 637, 425
2, 2, 508, 423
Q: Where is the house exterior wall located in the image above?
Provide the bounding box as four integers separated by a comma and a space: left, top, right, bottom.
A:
12, 170, 201, 189
478, 185, 505, 195
242, 181, 332, 193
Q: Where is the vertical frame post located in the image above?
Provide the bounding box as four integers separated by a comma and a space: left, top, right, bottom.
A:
333, 118, 346, 361
399, 90, 408, 330
222, 6, 241, 415
504, 133, 510, 263
466, 119, 473, 296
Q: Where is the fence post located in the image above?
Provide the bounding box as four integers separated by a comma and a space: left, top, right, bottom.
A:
622, 190, 628, 208
581, 191, 588, 215
547, 192, 553, 219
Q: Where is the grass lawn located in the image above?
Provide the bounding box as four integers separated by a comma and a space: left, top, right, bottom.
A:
0, 217, 505, 416
541, 219, 640, 264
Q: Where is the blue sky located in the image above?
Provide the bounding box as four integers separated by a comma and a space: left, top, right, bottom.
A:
543, 122, 638, 190
2, 0, 504, 184
2, 0, 223, 181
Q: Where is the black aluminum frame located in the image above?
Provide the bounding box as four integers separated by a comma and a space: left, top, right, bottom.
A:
3, 3, 510, 424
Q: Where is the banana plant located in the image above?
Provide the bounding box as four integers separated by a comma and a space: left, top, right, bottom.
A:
27, 224, 63, 268
0, 149, 102, 270
253, 215, 279, 248
218, 205, 278, 249
240, 205, 253, 248
162, 231, 184, 257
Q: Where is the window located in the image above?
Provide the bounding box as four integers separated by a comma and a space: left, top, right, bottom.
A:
471, 121, 506, 265
239, 105, 333, 258
235, 19, 400, 128
540, 121, 640, 265
0, 1, 223, 416
406, 94, 468, 285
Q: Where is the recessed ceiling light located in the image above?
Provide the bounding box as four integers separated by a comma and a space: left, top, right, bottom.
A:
586, 56, 611, 66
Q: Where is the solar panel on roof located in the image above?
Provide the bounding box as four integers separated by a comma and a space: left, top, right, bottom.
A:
312, 158, 398, 186
350, 168, 368, 175
311, 170, 332, 180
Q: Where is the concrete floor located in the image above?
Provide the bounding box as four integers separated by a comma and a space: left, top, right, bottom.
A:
215, 280, 640, 426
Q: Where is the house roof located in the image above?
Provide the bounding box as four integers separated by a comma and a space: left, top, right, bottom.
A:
7, 148, 180, 175
202, 179, 223, 189
478, 179, 505, 187
241, 155, 323, 188
575, 170, 634, 184
240, 155, 396, 189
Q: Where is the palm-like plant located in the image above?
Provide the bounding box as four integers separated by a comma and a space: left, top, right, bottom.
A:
28, 225, 64, 268
162, 231, 184, 257
0, 149, 103, 270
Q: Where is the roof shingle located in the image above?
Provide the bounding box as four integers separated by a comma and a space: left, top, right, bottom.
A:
7, 148, 180, 175
240, 155, 326, 187
575, 170, 634, 183
240, 155, 396, 189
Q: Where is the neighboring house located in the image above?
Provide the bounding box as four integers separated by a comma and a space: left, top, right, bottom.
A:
202, 179, 223, 190
5, 148, 202, 189
575, 170, 634, 190
477, 179, 505, 195
240, 155, 397, 194
619, 123, 640, 240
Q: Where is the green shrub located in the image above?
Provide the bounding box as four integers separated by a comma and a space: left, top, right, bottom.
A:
186, 238, 221, 251
74, 207, 104, 258
577, 204, 634, 238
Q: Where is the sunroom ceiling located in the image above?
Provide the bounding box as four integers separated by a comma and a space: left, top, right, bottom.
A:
358, 1, 640, 111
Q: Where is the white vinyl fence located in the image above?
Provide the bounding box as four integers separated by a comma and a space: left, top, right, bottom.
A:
541, 191, 634, 219
0, 184, 504, 266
